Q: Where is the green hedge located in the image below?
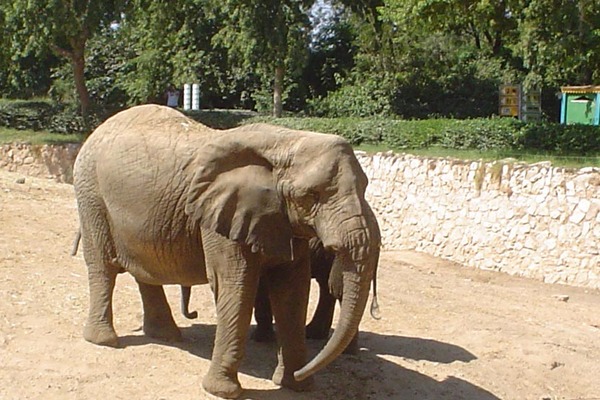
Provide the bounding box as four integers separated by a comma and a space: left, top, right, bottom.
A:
0, 100, 58, 131
247, 115, 600, 156
0, 100, 97, 134
1, 100, 598, 156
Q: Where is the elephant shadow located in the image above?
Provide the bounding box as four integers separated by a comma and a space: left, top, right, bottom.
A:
358, 330, 477, 364
120, 324, 500, 400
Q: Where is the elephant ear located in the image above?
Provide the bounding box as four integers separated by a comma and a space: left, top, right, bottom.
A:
185, 163, 293, 262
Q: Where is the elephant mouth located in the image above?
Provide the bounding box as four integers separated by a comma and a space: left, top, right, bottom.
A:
321, 225, 371, 264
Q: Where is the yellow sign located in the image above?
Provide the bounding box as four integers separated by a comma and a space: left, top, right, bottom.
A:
499, 85, 520, 117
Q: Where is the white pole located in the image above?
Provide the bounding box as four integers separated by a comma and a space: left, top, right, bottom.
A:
183, 84, 191, 110
192, 83, 200, 110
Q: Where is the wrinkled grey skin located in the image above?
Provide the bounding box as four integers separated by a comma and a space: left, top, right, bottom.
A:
73, 105, 380, 399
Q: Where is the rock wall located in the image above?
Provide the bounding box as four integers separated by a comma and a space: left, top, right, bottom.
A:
0, 143, 79, 183
1, 143, 599, 288
356, 152, 600, 289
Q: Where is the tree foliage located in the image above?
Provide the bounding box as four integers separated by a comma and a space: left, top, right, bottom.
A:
518, 0, 600, 88
1, 0, 598, 121
209, 0, 312, 116
2, 0, 125, 118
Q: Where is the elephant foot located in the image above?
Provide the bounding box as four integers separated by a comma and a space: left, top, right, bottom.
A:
143, 321, 182, 342
83, 323, 119, 347
251, 325, 276, 343
305, 323, 330, 340
203, 370, 243, 399
272, 365, 314, 392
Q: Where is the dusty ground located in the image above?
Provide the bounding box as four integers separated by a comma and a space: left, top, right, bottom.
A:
1, 169, 599, 400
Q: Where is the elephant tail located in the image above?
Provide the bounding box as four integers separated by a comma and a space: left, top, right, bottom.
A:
71, 230, 82, 256
369, 262, 381, 320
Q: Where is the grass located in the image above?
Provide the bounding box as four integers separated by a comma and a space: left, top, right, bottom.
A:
1, 126, 598, 169
0, 127, 82, 145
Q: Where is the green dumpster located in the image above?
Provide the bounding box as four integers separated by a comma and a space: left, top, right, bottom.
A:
560, 85, 600, 125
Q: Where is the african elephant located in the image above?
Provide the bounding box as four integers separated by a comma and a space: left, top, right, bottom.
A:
73, 105, 381, 399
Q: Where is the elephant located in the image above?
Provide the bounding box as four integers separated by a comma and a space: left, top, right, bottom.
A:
72, 104, 381, 399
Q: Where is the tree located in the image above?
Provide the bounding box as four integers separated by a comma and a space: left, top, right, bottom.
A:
3, 0, 124, 117
518, 0, 600, 87
380, 0, 520, 57
303, 2, 356, 98
210, 0, 312, 117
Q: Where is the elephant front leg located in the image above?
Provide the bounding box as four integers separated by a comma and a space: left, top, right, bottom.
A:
202, 232, 260, 399
137, 280, 182, 342
268, 239, 313, 392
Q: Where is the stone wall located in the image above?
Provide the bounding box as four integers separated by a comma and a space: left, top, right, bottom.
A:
356, 152, 600, 289
1, 143, 599, 288
0, 143, 80, 183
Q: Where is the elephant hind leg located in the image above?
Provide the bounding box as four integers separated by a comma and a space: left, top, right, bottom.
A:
83, 258, 120, 347
137, 280, 182, 342
306, 284, 336, 340
81, 218, 120, 347
251, 276, 276, 343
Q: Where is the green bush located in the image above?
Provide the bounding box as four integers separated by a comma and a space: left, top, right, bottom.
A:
307, 78, 393, 118
439, 118, 523, 151
0, 100, 58, 131
240, 116, 600, 157
183, 109, 259, 130
243, 116, 385, 145
0, 99, 108, 134
516, 122, 600, 155
1, 100, 598, 157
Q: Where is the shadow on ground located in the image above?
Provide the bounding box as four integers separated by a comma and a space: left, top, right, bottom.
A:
119, 324, 499, 400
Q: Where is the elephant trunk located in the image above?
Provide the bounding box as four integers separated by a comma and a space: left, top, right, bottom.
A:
294, 266, 372, 381
180, 286, 198, 319
294, 211, 379, 381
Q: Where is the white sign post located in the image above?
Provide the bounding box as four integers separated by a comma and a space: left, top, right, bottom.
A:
183, 84, 191, 110
192, 83, 200, 110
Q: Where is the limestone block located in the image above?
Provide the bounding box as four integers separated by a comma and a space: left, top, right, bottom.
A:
569, 208, 586, 224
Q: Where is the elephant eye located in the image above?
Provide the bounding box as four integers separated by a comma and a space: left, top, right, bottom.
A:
293, 189, 319, 211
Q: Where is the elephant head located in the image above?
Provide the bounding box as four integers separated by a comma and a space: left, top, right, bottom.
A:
184, 124, 381, 382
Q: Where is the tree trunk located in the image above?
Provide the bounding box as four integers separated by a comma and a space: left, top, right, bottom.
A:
51, 36, 91, 121
71, 42, 91, 120
272, 65, 284, 118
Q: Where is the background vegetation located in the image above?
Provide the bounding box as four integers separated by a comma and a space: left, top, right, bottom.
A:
1, 0, 599, 165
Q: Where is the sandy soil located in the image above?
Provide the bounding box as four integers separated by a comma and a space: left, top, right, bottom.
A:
1, 169, 599, 400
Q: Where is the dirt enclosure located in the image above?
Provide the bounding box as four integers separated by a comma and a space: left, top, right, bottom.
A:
1, 169, 599, 400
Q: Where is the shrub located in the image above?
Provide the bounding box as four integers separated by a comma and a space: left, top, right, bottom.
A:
0, 99, 107, 134
244, 116, 386, 145
0, 100, 58, 131
307, 78, 393, 118
516, 122, 600, 155
183, 109, 258, 130
439, 118, 524, 151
